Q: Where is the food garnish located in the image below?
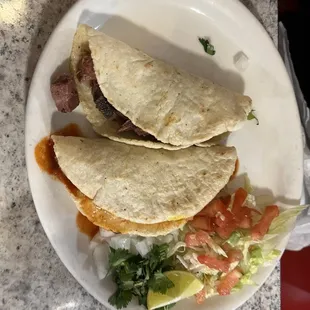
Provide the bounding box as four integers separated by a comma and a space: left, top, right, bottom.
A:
147, 271, 203, 310
247, 110, 259, 125
198, 37, 216, 55
108, 244, 175, 309
92, 185, 307, 308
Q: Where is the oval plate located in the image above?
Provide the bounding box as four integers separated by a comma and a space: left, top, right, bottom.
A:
25, 0, 303, 309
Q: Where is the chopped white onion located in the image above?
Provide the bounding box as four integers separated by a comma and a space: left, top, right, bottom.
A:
172, 230, 180, 242
92, 243, 110, 280
109, 235, 131, 250
146, 237, 155, 247
135, 240, 152, 257
162, 234, 174, 244
233, 51, 249, 72
99, 227, 116, 238
89, 232, 104, 252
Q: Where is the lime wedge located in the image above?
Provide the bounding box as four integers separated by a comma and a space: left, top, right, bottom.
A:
147, 271, 204, 310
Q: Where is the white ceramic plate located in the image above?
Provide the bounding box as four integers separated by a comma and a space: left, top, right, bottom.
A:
25, 0, 303, 309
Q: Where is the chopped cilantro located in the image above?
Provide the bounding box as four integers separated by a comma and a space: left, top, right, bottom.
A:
108, 245, 175, 309
148, 272, 174, 294
109, 247, 134, 268
108, 289, 133, 309
198, 37, 216, 55
247, 110, 259, 125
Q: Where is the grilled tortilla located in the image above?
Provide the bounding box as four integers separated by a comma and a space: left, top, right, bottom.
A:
71, 189, 186, 237
52, 135, 237, 224
70, 24, 252, 149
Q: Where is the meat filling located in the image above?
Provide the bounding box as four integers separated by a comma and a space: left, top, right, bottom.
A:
77, 55, 96, 82
118, 120, 150, 137
50, 74, 79, 113
92, 82, 117, 119
50, 53, 151, 137
78, 54, 150, 137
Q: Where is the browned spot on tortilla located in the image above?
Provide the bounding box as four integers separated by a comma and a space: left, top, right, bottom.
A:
164, 113, 179, 126
144, 61, 153, 68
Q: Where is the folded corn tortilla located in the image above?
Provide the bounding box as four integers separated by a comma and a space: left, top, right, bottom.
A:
70, 24, 252, 148
52, 135, 237, 224
71, 190, 186, 237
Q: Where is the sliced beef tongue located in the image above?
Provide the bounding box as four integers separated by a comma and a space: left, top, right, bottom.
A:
51, 53, 151, 137
77, 55, 97, 82
92, 82, 150, 136
92, 82, 117, 119
50, 74, 79, 113
118, 119, 150, 137
77, 54, 117, 119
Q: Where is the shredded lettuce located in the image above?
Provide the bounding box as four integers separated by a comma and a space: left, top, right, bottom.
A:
239, 272, 257, 286
91, 193, 308, 305
250, 245, 263, 260
268, 206, 308, 234
207, 242, 227, 258
226, 231, 242, 247
168, 241, 186, 257
265, 249, 281, 261
176, 204, 306, 298
203, 275, 220, 297
241, 245, 281, 276
181, 251, 220, 276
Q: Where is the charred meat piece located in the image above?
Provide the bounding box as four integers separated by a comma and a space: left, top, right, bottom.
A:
77, 55, 96, 82
92, 82, 117, 119
118, 119, 150, 137
50, 74, 79, 113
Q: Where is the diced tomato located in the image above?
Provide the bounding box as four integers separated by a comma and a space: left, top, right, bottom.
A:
195, 288, 206, 305
235, 208, 252, 229
231, 188, 248, 215
251, 205, 279, 240
196, 230, 212, 244
217, 269, 242, 296
185, 233, 201, 247
222, 242, 232, 252
235, 206, 261, 229
185, 230, 213, 247
222, 246, 243, 263
198, 255, 230, 273
237, 216, 252, 229
227, 249, 243, 263
214, 209, 235, 228
198, 199, 227, 217
215, 220, 237, 239
190, 216, 213, 231
214, 215, 226, 228
221, 195, 231, 208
